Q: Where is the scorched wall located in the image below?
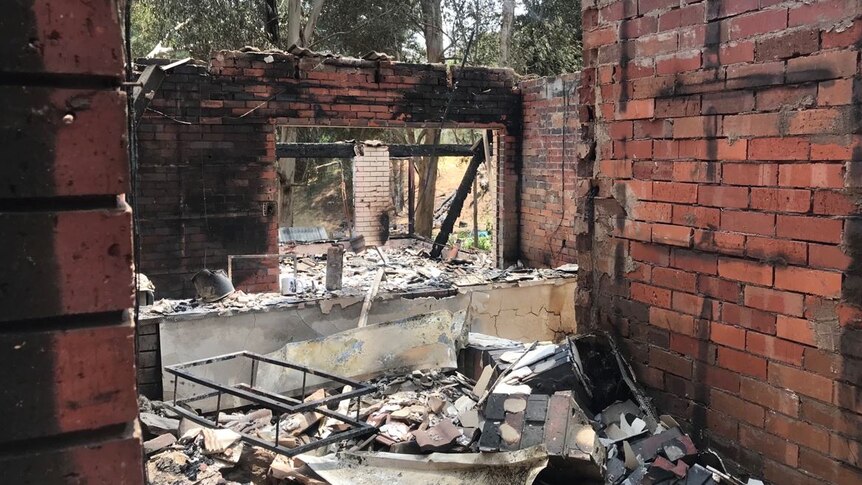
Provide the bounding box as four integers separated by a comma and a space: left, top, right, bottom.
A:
0, 0, 142, 483
137, 52, 521, 298
577, 0, 862, 482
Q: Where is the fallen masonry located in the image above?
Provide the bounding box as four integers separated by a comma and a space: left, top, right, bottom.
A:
144, 313, 765, 485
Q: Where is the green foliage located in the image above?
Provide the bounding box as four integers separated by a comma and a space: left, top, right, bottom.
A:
457, 231, 492, 251
312, 0, 418, 58
131, 0, 274, 59
511, 0, 583, 76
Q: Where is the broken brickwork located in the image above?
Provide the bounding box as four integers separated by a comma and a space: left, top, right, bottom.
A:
577, 0, 862, 482
519, 74, 582, 267
137, 52, 521, 298
0, 0, 142, 482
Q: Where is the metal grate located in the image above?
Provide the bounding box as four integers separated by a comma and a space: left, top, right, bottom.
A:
163, 351, 376, 457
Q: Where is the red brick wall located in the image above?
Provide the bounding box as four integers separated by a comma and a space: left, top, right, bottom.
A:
1, 1, 142, 483
519, 74, 581, 267
580, 0, 861, 482
138, 52, 521, 297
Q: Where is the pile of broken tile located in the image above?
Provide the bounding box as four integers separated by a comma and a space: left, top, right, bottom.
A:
281, 239, 577, 297
140, 333, 763, 485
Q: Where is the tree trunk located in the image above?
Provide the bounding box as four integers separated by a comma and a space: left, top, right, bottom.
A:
414, 129, 441, 237
420, 0, 444, 63
286, 0, 302, 46
416, 0, 444, 238
302, 0, 326, 46
277, 126, 297, 228
500, 0, 515, 67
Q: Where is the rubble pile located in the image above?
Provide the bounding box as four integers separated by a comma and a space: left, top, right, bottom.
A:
280, 239, 575, 297
141, 239, 577, 317
142, 332, 762, 485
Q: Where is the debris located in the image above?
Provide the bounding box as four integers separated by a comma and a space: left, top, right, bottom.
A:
300, 446, 549, 485
140, 412, 180, 437
414, 419, 461, 452
191, 269, 235, 303
357, 267, 385, 328
325, 245, 344, 290
144, 433, 177, 455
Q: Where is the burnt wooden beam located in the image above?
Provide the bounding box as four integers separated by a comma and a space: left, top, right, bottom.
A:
430, 139, 485, 259
275, 143, 475, 159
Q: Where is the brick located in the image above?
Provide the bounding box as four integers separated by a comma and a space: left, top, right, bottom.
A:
787, 50, 859, 83
749, 137, 810, 160
678, 138, 748, 160
631, 282, 672, 307
739, 425, 800, 467
706, 0, 758, 19
711, 322, 746, 349
672, 161, 720, 183
718, 257, 773, 285
1, 87, 129, 198
632, 241, 670, 265
756, 84, 817, 111
673, 291, 719, 318
631, 201, 673, 222
705, 409, 740, 441
617, 218, 653, 242
745, 236, 807, 265
1, 209, 133, 322
799, 447, 862, 484
776, 315, 816, 346
651, 307, 696, 336
673, 116, 721, 138
778, 163, 844, 188
769, 362, 833, 402
634, 160, 674, 179
829, 433, 862, 468
747, 332, 805, 365
721, 113, 781, 138
744, 286, 804, 317
818, 79, 855, 106
697, 361, 742, 393
775, 266, 842, 297
599, 159, 633, 178
808, 243, 851, 270
698, 275, 741, 302
634, 119, 672, 139
638, 0, 678, 15
725, 9, 788, 40
0, 437, 143, 484
718, 346, 767, 378
789, 0, 855, 27
650, 347, 692, 379
740, 377, 800, 417
698, 185, 748, 208
652, 223, 693, 247
776, 215, 843, 243
712, 389, 765, 426
822, 18, 862, 48
652, 182, 698, 203
750, 187, 811, 213
787, 108, 854, 135
716, 40, 756, 65
615, 99, 654, 120
656, 51, 702, 75
672, 205, 719, 229
658, 4, 705, 31
621, 16, 658, 39
763, 460, 823, 485
721, 210, 775, 236
655, 96, 701, 117
814, 190, 857, 216
702, 91, 754, 114
635, 31, 679, 57
693, 229, 746, 255
652, 267, 697, 292
726, 61, 785, 89
0, 323, 137, 442
614, 139, 653, 159
672, 249, 717, 274
5, 0, 124, 76
801, 398, 862, 440
755, 29, 820, 61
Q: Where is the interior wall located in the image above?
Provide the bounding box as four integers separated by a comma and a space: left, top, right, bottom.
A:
578, 0, 862, 482
152, 279, 577, 401
1, 0, 142, 482
137, 53, 521, 298
519, 74, 581, 267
